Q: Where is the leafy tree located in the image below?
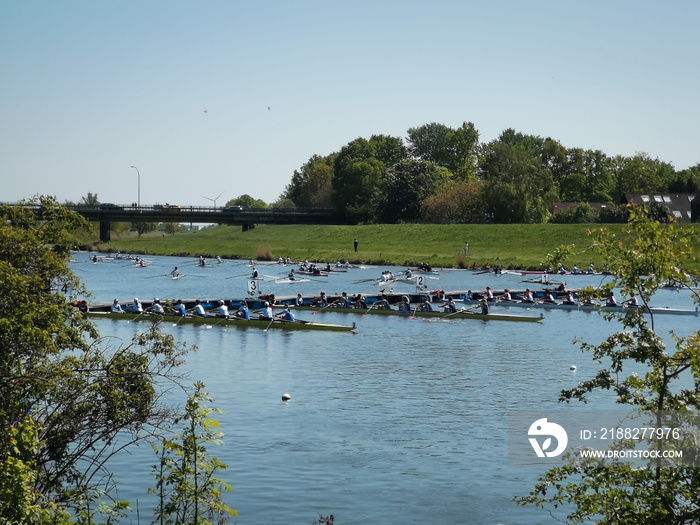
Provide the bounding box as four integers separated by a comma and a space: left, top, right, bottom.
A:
150, 382, 236, 524
131, 221, 158, 237
497, 128, 544, 156
407, 121, 479, 179
0, 197, 190, 522
549, 202, 596, 224
331, 135, 406, 222
668, 163, 700, 193
607, 153, 673, 202
284, 154, 335, 208
515, 208, 700, 524
224, 194, 268, 209
375, 159, 451, 223
163, 222, 181, 236
270, 196, 296, 209
421, 180, 486, 224
80, 192, 100, 208
479, 141, 557, 223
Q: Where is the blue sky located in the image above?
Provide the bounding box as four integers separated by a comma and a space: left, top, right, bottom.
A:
2, 1, 699, 206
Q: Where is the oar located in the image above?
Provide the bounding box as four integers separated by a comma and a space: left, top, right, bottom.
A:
226, 273, 253, 279
206, 315, 231, 329
408, 304, 419, 319
361, 304, 375, 317
263, 314, 280, 332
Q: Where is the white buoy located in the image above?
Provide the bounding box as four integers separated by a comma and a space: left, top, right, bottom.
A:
282, 393, 291, 401
570, 365, 577, 371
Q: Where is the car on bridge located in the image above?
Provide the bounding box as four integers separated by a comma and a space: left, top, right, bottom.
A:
163, 203, 180, 211
224, 205, 243, 212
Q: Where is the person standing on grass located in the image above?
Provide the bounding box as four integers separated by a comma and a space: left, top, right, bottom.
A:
354, 238, 358, 252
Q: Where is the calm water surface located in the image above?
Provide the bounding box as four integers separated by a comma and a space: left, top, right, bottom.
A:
71, 253, 698, 524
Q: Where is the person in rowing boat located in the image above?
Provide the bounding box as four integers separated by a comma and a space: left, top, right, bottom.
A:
235, 302, 251, 320
573, 265, 581, 274
295, 293, 304, 307
92, 254, 98, 263
259, 301, 273, 320
405, 268, 413, 279
216, 300, 229, 317
563, 292, 577, 305
198, 255, 206, 267
280, 304, 296, 322
251, 266, 258, 278
352, 293, 367, 309
521, 289, 534, 303
398, 295, 411, 312
192, 299, 206, 317
486, 287, 494, 300
111, 299, 125, 313
583, 294, 596, 306
622, 294, 639, 307
417, 299, 432, 312
375, 293, 392, 310
480, 298, 489, 315
543, 291, 557, 304
464, 290, 473, 301
171, 266, 180, 278
334, 292, 350, 308
132, 297, 143, 313
606, 291, 617, 306
587, 263, 595, 274
150, 298, 165, 314
314, 291, 328, 307
502, 289, 513, 301
444, 296, 457, 313
174, 299, 186, 316
288, 269, 296, 281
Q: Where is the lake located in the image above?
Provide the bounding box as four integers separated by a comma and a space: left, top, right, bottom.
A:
71, 253, 698, 524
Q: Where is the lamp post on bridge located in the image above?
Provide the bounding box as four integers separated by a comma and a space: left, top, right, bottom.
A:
130, 165, 141, 208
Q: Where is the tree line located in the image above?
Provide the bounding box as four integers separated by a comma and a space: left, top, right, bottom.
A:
280, 123, 700, 224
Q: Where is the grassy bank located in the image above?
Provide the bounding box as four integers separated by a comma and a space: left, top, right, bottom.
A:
88, 223, 653, 270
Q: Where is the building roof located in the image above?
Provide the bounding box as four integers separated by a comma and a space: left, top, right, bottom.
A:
623, 193, 697, 222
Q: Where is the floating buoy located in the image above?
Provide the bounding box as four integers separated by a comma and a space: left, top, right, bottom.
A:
570, 365, 577, 371
282, 393, 291, 401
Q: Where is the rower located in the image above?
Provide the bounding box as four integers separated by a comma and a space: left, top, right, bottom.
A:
606, 291, 617, 306
295, 293, 304, 307
151, 298, 165, 314
352, 294, 367, 309
398, 295, 410, 312
92, 254, 98, 263
132, 298, 143, 313
521, 289, 534, 303
216, 300, 229, 317
464, 290, 473, 301
624, 295, 639, 307
486, 287, 494, 300
251, 266, 258, 278
480, 298, 489, 315
587, 263, 595, 274
174, 299, 186, 316
198, 255, 206, 267
544, 291, 557, 304
573, 265, 580, 274
418, 300, 432, 312
405, 268, 413, 279
281, 304, 295, 322
236, 302, 251, 320
259, 301, 273, 320
344, 260, 350, 268
111, 299, 124, 313
444, 296, 457, 313
171, 267, 179, 278
316, 291, 328, 307
288, 269, 296, 281
375, 293, 392, 310
335, 260, 342, 267
193, 299, 206, 317
563, 292, 576, 305
583, 294, 596, 305
502, 289, 512, 301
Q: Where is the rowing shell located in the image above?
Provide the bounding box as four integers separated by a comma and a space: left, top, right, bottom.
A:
280, 305, 543, 323
86, 311, 356, 331
472, 300, 699, 316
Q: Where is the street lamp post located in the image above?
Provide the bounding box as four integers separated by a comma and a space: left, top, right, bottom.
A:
130, 166, 141, 208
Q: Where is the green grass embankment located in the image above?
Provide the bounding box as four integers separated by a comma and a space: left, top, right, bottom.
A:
91, 223, 641, 270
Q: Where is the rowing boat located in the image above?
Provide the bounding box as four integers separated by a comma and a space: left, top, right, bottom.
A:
86, 311, 357, 331
277, 305, 543, 323
469, 300, 699, 316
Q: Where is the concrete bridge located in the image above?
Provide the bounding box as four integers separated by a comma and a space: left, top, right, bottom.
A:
30, 204, 345, 241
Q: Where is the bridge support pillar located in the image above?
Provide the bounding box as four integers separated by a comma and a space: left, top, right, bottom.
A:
242, 223, 255, 232
99, 221, 111, 242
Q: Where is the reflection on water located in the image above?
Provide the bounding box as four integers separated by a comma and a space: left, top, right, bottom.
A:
72, 253, 697, 524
